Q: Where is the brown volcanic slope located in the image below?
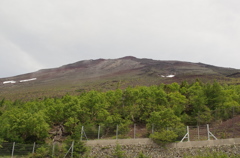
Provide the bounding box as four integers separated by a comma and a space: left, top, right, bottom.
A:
0, 56, 240, 100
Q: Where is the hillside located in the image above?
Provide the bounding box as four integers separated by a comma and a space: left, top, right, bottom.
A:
0, 56, 240, 100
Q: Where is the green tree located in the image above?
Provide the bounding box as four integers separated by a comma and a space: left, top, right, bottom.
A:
147, 108, 183, 130
204, 81, 224, 110
164, 82, 180, 93
0, 108, 49, 143
138, 86, 168, 122
186, 82, 212, 124
44, 98, 66, 125
81, 90, 110, 124
147, 107, 184, 143
167, 91, 187, 116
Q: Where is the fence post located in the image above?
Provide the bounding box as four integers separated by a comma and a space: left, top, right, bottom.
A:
197, 126, 200, 140
181, 126, 189, 142
11, 142, 15, 158
207, 124, 210, 140
116, 125, 118, 139
32, 142, 36, 154
64, 142, 73, 158
152, 124, 154, 134
52, 142, 55, 158
80, 126, 84, 141
71, 141, 74, 158
207, 124, 217, 140
134, 124, 136, 139
98, 125, 101, 139
233, 106, 235, 138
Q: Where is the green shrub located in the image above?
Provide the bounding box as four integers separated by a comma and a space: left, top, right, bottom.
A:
112, 144, 125, 158
33, 145, 50, 158
64, 139, 88, 158
150, 130, 178, 145
138, 152, 149, 158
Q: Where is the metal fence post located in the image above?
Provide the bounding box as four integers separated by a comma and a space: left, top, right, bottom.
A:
197, 126, 200, 140
98, 125, 101, 139
152, 124, 154, 134
64, 142, 73, 158
80, 126, 84, 141
207, 124, 210, 140
233, 106, 235, 138
207, 124, 217, 140
71, 141, 74, 158
134, 124, 136, 139
116, 125, 118, 139
11, 142, 15, 158
52, 142, 55, 158
181, 126, 189, 142
32, 142, 36, 154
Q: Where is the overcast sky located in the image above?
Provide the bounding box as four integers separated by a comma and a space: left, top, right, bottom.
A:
0, 0, 240, 78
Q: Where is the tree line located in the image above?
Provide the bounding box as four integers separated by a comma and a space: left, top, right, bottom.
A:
1, 80, 240, 143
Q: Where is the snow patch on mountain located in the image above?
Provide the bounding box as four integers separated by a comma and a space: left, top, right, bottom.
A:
19, 78, 37, 83
161, 75, 175, 78
166, 75, 175, 78
3, 81, 16, 84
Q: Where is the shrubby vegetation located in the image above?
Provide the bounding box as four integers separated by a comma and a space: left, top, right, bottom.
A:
1, 80, 240, 144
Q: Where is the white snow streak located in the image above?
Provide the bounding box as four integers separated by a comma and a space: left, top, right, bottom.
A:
161, 75, 175, 78
3, 81, 16, 84
166, 75, 175, 78
19, 78, 37, 82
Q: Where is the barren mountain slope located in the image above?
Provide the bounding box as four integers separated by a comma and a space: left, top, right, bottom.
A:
0, 56, 239, 100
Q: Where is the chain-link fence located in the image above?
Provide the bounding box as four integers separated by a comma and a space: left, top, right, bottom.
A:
209, 107, 240, 139
1, 122, 240, 157
0, 142, 38, 157
2, 107, 240, 156
0, 141, 78, 157
180, 107, 240, 141
80, 123, 150, 140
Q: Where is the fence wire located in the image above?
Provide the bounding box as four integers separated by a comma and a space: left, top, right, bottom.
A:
209, 107, 240, 139
81, 124, 150, 140
0, 142, 35, 157
2, 107, 240, 156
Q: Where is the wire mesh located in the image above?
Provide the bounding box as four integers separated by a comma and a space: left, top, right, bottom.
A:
1, 107, 240, 156
188, 125, 208, 141
0, 142, 35, 157
209, 107, 240, 139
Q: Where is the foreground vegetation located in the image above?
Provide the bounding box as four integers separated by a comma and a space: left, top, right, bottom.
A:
1, 80, 240, 145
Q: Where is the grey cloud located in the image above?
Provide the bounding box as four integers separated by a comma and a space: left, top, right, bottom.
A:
0, 0, 240, 77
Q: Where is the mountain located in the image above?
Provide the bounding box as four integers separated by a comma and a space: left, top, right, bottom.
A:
1, 56, 240, 100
